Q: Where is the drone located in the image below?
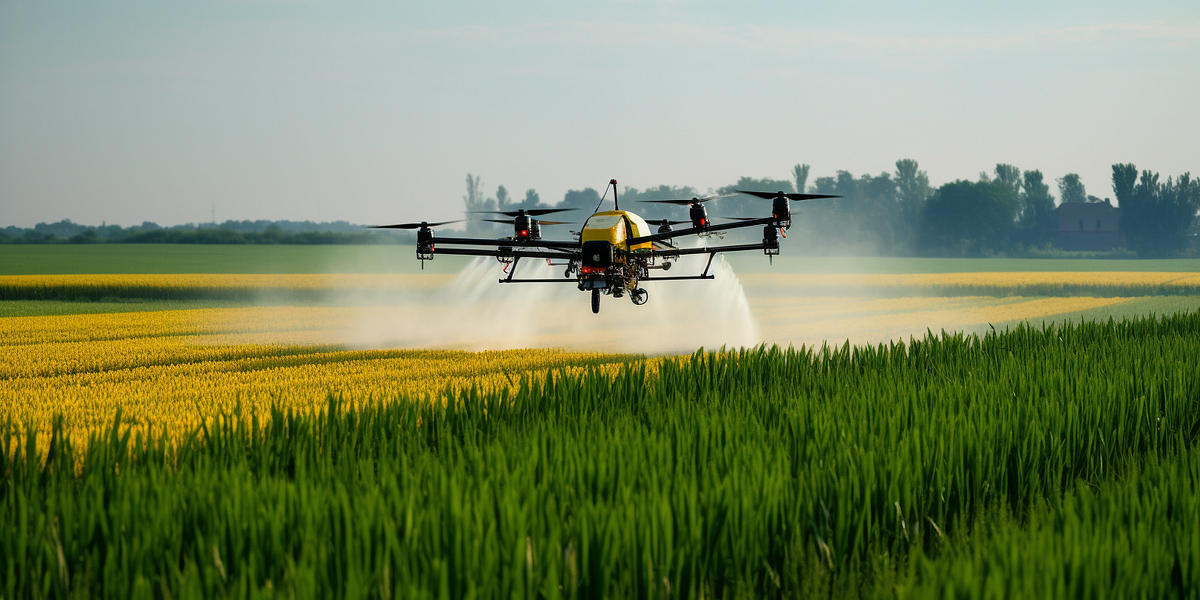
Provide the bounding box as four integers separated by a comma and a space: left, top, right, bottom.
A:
372, 179, 838, 314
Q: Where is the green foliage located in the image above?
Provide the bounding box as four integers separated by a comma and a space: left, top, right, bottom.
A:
120, 228, 396, 245
719, 175, 795, 195
895, 159, 931, 236
523, 188, 542, 208
781, 171, 907, 256
1057, 173, 1087, 205
992, 164, 1021, 197
919, 180, 1021, 256
1018, 170, 1056, 246
4, 314, 1200, 598
462, 174, 499, 236
1, 219, 399, 245
559, 188, 602, 213
495, 185, 511, 211
617, 185, 701, 222
0, 245, 473, 276
1113, 163, 1200, 258
792, 164, 810, 196
902, 446, 1200, 599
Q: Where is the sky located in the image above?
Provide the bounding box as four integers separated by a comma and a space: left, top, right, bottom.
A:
1, 1, 1197, 228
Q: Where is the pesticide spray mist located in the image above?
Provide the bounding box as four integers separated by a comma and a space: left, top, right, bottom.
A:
341, 250, 759, 354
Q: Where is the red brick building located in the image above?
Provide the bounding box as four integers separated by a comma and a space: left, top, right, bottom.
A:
1057, 201, 1123, 251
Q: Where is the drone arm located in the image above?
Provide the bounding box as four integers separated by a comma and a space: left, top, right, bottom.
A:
626, 216, 775, 246
431, 247, 580, 260
646, 241, 776, 258
434, 236, 579, 250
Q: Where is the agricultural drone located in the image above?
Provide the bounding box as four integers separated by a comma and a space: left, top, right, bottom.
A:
372, 180, 838, 313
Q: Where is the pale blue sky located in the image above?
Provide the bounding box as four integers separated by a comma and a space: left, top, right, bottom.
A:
1, 1, 1197, 227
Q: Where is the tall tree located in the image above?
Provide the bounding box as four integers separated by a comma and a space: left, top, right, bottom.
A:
1112, 163, 1138, 205
462, 174, 485, 211
1114, 163, 1200, 257
994, 164, 1022, 197
462, 174, 496, 235
559, 188, 602, 213
1057, 174, 1087, 204
919, 180, 1021, 256
523, 189, 541, 208
495, 185, 511, 211
717, 176, 793, 222
791, 170, 904, 255
1019, 169, 1056, 246
895, 159, 930, 229
719, 175, 794, 195
792, 164, 811, 195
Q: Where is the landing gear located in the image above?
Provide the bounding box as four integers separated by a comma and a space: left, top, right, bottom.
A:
591, 288, 600, 314
630, 288, 649, 306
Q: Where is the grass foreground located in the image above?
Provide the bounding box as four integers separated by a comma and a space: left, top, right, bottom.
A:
3, 312, 1199, 599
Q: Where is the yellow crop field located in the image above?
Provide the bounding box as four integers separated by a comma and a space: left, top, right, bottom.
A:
5, 271, 1200, 302
4, 270, 1197, 453
739, 271, 1200, 295
0, 273, 453, 301
750, 295, 1134, 347
1, 307, 639, 451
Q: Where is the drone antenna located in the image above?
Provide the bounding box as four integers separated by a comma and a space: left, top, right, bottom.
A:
611, 179, 619, 211
593, 181, 610, 214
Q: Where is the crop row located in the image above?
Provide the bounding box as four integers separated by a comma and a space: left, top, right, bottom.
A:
741, 271, 1200, 297
2, 346, 638, 454
0, 274, 449, 301
3, 312, 1199, 598
899, 444, 1199, 599
2, 307, 639, 452
4, 271, 1200, 301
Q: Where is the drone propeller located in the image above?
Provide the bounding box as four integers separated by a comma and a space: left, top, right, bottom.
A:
737, 190, 840, 201
481, 219, 572, 225
640, 193, 738, 206
647, 219, 691, 226
470, 208, 578, 217
370, 220, 462, 230
718, 214, 800, 221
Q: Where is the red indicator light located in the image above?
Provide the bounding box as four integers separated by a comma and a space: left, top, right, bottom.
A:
520, 229, 529, 237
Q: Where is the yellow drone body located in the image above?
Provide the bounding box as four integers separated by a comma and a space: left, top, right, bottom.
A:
580, 211, 654, 252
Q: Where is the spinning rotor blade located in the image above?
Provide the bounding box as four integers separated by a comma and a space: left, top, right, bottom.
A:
481, 218, 573, 225
370, 220, 462, 229
719, 214, 800, 221
640, 193, 738, 206
737, 190, 840, 201
649, 219, 691, 225
470, 208, 579, 217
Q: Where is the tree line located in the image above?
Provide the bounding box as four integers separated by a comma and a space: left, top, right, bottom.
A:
0, 220, 411, 245
7, 162, 1196, 257
464, 161, 1199, 258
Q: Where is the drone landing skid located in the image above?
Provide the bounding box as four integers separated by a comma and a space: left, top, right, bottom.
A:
640, 275, 715, 281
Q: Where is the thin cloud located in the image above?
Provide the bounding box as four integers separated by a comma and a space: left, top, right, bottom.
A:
396, 20, 1200, 53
